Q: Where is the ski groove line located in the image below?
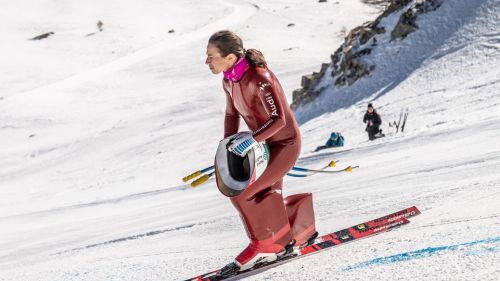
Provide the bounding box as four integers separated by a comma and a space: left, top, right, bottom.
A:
54, 217, 225, 255
343, 236, 500, 271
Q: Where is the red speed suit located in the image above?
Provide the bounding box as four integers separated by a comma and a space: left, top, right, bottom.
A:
222, 66, 316, 264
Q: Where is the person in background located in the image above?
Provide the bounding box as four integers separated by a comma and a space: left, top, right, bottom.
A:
314, 132, 344, 152
363, 103, 382, 140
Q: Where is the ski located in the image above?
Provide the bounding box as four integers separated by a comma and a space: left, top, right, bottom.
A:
184, 206, 420, 281
395, 108, 404, 133
401, 108, 409, 132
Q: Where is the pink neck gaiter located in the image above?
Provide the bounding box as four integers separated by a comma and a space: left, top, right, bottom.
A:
223, 57, 250, 82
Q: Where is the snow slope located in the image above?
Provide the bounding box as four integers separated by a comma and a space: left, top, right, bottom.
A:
0, 0, 499, 280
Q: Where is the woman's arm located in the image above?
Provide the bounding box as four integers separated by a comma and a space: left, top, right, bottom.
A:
223, 83, 240, 138
252, 73, 286, 142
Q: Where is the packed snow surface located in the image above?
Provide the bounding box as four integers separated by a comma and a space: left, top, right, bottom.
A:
0, 0, 498, 280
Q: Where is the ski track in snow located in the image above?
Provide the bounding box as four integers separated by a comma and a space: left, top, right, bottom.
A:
0, 184, 190, 220
343, 236, 500, 271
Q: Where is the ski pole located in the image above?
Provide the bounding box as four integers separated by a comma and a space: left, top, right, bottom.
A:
187, 163, 331, 186
189, 165, 356, 187
185, 160, 345, 187
182, 165, 215, 182
287, 165, 358, 177
291, 160, 336, 172
303, 165, 358, 173
183, 161, 336, 183
190, 171, 215, 188
287, 160, 336, 177
286, 173, 309, 178
286, 160, 338, 178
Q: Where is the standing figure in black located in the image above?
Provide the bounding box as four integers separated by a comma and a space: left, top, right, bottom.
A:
363, 103, 382, 141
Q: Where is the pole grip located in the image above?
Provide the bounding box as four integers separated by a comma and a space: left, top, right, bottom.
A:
191, 174, 210, 187
182, 171, 201, 182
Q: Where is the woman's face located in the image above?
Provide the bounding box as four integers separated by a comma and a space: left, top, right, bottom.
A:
205, 43, 235, 74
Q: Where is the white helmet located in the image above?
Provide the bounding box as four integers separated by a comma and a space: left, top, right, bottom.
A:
215, 132, 270, 197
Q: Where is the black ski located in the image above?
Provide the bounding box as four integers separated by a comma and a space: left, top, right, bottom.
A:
395, 108, 404, 133
401, 108, 409, 132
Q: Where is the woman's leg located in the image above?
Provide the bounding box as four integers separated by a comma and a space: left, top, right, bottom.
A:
229, 141, 300, 265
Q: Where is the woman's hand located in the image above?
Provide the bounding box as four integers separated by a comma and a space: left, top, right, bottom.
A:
227, 132, 258, 157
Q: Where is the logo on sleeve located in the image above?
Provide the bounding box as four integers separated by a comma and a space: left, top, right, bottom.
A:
259, 82, 277, 116
265, 93, 278, 116
258, 82, 271, 91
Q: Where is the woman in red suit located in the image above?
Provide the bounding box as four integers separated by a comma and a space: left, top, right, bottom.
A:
206, 30, 316, 273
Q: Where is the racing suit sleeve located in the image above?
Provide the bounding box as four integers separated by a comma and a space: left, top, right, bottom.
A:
223, 84, 240, 138
252, 77, 286, 142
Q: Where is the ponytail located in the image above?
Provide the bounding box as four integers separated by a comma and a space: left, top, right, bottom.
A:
245, 48, 267, 68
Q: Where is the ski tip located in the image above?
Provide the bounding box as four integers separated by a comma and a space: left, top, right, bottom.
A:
408, 206, 422, 216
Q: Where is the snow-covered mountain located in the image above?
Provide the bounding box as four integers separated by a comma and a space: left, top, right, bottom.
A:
0, 0, 498, 280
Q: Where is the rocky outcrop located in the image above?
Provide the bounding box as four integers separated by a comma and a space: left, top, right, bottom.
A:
292, 63, 329, 108
291, 0, 444, 110
392, 0, 443, 40
329, 23, 384, 87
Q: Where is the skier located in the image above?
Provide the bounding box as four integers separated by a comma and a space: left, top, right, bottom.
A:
314, 132, 344, 152
363, 103, 383, 140
206, 30, 317, 275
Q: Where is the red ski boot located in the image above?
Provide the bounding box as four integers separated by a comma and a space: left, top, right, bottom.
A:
217, 239, 296, 278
